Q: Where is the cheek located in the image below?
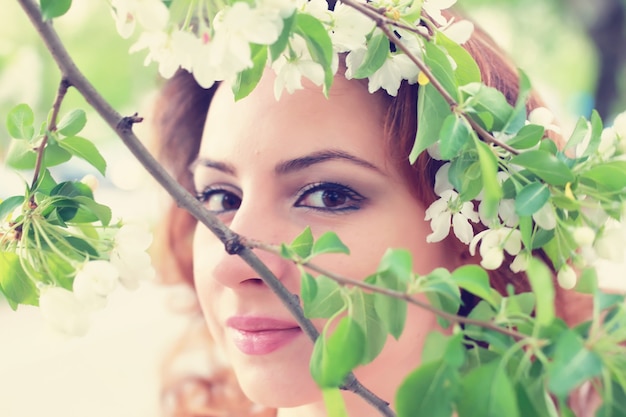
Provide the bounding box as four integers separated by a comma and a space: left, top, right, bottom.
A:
192, 228, 225, 335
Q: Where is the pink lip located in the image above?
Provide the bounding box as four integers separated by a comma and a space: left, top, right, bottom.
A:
226, 316, 302, 355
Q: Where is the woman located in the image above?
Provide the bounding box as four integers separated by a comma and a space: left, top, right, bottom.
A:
151, 8, 594, 417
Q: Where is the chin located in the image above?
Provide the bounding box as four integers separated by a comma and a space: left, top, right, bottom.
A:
232, 358, 322, 408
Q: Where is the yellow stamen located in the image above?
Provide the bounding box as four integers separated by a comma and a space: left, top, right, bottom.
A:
418, 71, 430, 86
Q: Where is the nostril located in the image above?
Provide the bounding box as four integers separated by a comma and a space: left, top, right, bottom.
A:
244, 278, 264, 285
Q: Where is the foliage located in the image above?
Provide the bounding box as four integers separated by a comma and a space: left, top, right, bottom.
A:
2, 0, 626, 416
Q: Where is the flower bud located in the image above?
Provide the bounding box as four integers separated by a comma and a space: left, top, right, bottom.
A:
39, 287, 90, 337
557, 265, 577, 290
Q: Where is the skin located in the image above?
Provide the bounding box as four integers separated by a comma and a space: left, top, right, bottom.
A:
191, 71, 457, 417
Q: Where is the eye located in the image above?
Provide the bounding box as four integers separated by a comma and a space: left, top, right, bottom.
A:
295, 182, 365, 212
196, 185, 242, 213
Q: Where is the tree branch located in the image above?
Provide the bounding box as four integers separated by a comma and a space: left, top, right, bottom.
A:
247, 238, 530, 342
31, 78, 70, 188
339, 0, 520, 155
17, 1, 395, 416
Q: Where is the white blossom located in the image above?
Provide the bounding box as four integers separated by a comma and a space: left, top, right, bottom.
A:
573, 226, 596, 247
425, 189, 479, 244
441, 19, 474, 45
532, 202, 557, 230
557, 264, 577, 290
39, 287, 90, 337
209, 2, 284, 74
469, 227, 522, 270
73, 260, 120, 311
273, 56, 325, 100
131, 29, 200, 79
594, 226, 625, 263
110, 224, 155, 290
272, 36, 325, 99
422, 0, 457, 26
528, 107, 561, 135
111, 0, 169, 39
330, 2, 375, 53
510, 250, 531, 273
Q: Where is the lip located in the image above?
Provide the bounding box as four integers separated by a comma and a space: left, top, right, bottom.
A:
226, 316, 302, 355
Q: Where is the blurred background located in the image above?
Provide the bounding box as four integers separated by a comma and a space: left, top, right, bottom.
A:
1, 0, 625, 416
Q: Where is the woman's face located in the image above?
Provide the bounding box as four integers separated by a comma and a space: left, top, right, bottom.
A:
192, 72, 453, 412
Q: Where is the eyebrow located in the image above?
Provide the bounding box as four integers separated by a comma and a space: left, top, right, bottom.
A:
192, 149, 382, 176
275, 149, 381, 175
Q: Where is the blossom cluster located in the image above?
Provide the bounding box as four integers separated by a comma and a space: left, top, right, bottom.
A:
425, 108, 626, 288
107, 0, 626, 291
39, 224, 155, 337
111, 0, 472, 98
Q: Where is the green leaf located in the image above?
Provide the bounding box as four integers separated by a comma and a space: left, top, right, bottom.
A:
507, 124, 545, 150
435, 32, 481, 87
350, 290, 387, 363
57, 109, 87, 136
72, 196, 112, 225
449, 156, 482, 201
6, 103, 35, 140
0, 251, 39, 309
515, 182, 550, 216
301, 271, 318, 306
6, 140, 72, 170
232, 44, 268, 101
410, 82, 452, 163
547, 329, 603, 399
303, 275, 345, 318
581, 161, 626, 192
502, 70, 531, 134
457, 360, 520, 417
322, 388, 349, 417
564, 116, 591, 154
474, 138, 502, 219
310, 317, 365, 388
514, 376, 557, 417
51, 180, 94, 199
423, 269, 462, 328
58, 135, 107, 175
269, 13, 296, 61
451, 264, 500, 308
510, 150, 575, 186
311, 231, 350, 257
439, 114, 471, 160
526, 257, 555, 327
40, 0, 72, 20
377, 248, 412, 282
66, 236, 98, 258
423, 40, 458, 98
352, 32, 389, 79
294, 13, 334, 95
373, 272, 407, 339
0, 196, 25, 222
289, 226, 314, 258
461, 83, 513, 132
396, 359, 459, 417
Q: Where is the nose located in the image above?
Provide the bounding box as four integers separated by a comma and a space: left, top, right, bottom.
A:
204, 202, 299, 291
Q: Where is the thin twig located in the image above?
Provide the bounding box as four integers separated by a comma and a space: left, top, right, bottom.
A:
17, 1, 395, 416
31, 78, 71, 188
340, 0, 520, 155
247, 238, 529, 342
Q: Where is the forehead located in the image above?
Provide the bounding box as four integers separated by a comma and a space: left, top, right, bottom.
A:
199, 72, 393, 171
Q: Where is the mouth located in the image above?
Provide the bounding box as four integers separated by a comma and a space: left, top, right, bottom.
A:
226, 316, 303, 355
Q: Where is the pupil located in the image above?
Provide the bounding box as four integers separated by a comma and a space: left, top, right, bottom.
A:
322, 190, 345, 207
223, 194, 240, 210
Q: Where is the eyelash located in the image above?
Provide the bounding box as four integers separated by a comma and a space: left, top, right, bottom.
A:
196, 185, 242, 214
195, 182, 366, 214
294, 182, 366, 213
